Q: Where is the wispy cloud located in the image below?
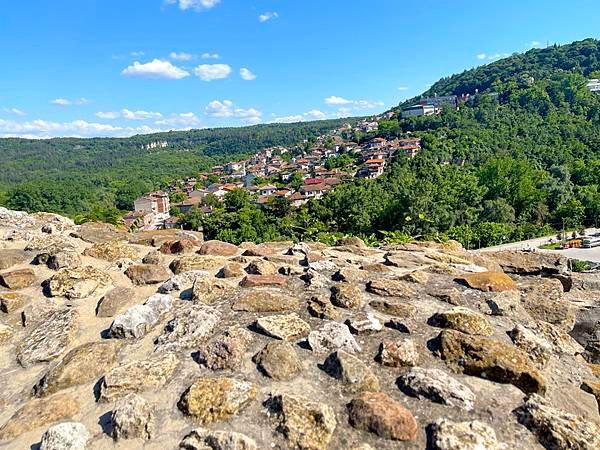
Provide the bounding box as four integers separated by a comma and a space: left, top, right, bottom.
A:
272, 109, 328, 123
239, 68, 257, 81
95, 111, 120, 119
324, 96, 384, 109
476, 52, 510, 61
3, 107, 26, 116
165, 0, 221, 12
155, 112, 201, 128
170, 51, 194, 61
122, 59, 190, 79
194, 64, 232, 81
397, 86, 409, 91
531, 41, 541, 48
201, 52, 220, 60
50, 97, 90, 106
259, 11, 279, 22
122, 109, 163, 120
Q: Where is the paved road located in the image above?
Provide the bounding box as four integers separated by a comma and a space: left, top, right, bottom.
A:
478, 228, 600, 263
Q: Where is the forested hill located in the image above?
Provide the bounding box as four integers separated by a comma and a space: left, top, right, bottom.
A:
0, 119, 351, 217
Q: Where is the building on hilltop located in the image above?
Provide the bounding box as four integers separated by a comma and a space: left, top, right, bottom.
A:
588, 79, 600, 93
401, 104, 438, 118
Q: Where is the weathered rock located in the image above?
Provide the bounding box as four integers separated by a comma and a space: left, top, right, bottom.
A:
84, 240, 138, 261
0, 291, 29, 313
192, 276, 232, 304
331, 283, 365, 309
430, 419, 500, 450
366, 279, 415, 298
96, 287, 136, 317
401, 270, 430, 284
266, 392, 337, 450
246, 259, 278, 276
180, 429, 258, 450
99, 352, 180, 402
16, 308, 79, 367
219, 262, 245, 278
345, 313, 384, 334
232, 289, 299, 312
377, 339, 419, 367
160, 239, 195, 255
308, 322, 361, 354
159, 270, 209, 293
581, 379, 600, 413
198, 240, 239, 257
240, 274, 288, 288
142, 249, 163, 265
519, 277, 573, 328
72, 221, 127, 243
125, 264, 171, 285
34, 340, 121, 397
509, 325, 553, 368
369, 298, 416, 317
255, 313, 311, 341
111, 393, 155, 441
253, 341, 302, 380
437, 330, 546, 394
323, 350, 379, 393
486, 290, 520, 316
307, 296, 340, 320
48, 266, 112, 299
0, 323, 13, 343
347, 391, 417, 441
455, 271, 517, 292
0, 249, 28, 270
337, 236, 366, 248
109, 293, 174, 339
35, 248, 82, 270
515, 394, 600, 450
0, 268, 36, 289
39, 422, 89, 450
178, 377, 256, 424
198, 327, 253, 371
155, 303, 220, 352
170, 255, 226, 274
0, 393, 80, 441
430, 307, 494, 336
399, 367, 475, 410
428, 287, 464, 306
488, 250, 567, 275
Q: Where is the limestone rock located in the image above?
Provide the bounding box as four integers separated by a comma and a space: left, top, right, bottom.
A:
347, 391, 417, 441
232, 289, 299, 312
219, 262, 245, 278
180, 429, 257, 450
509, 325, 553, 368
255, 313, 311, 341
437, 330, 546, 395
198, 240, 239, 257
0, 323, 13, 343
307, 296, 340, 320
345, 313, 384, 334
366, 278, 415, 298
0, 291, 29, 313
197, 327, 253, 371
515, 394, 600, 450
377, 339, 419, 367
246, 259, 278, 276
109, 293, 174, 339
398, 367, 475, 411
142, 250, 164, 265
308, 322, 361, 354
401, 270, 429, 284
170, 255, 226, 274
519, 277, 573, 328
0, 249, 28, 270
239, 274, 288, 288
430, 307, 494, 336
488, 250, 567, 275
178, 377, 256, 424
486, 290, 520, 316
34, 340, 121, 397
96, 287, 136, 318
48, 266, 112, 299
369, 298, 416, 317
159, 239, 195, 254
323, 350, 379, 393
0, 267, 36, 289
84, 240, 138, 261
266, 392, 336, 450
72, 221, 127, 243
99, 352, 179, 402
430, 419, 500, 450
159, 270, 209, 293
331, 283, 365, 309
111, 393, 155, 441
155, 303, 220, 352
39, 422, 89, 450
192, 276, 232, 304
427, 287, 464, 306
253, 341, 302, 380
16, 308, 79, 367
455, 271, 517, 292
0, 393, 80, 441
125, 264, 171, 285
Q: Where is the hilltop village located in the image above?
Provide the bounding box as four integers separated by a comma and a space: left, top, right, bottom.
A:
125, 111, 422, 231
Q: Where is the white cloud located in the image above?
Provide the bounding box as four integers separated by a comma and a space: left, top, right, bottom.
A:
272, 109, 329, 123
170, 51, 193, 61
397, 86, 409, 91
95, 111, 120, 119
155, 112, 201, 128
3, 107, 26, 116
272, 114, 304, 124
130, 51, 145, 57
239, 68, 257, 81
194, 64, 232, 81
336, 107, 353, 117
0, 118, 165, 139
122, 109, 163, 120
324, 96, 384, 109
201, 52, 220, 59
259, 11, 279, 22
50, 97, 90, 106
205, 100, 262, 123
531, 41, 541, 48
476, 53, 487, 60
324, 96, 353, 105
476, 52, 510, 61
304, 110, 326, 120
122, 59, 190, 80
165, 0, 221, 11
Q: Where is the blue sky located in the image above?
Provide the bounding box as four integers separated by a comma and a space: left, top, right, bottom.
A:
1, 0, 599, 138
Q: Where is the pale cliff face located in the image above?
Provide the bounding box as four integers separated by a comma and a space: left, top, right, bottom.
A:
0, 206, 599, 450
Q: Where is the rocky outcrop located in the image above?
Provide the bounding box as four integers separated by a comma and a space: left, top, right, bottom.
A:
48, 266, 112, 299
